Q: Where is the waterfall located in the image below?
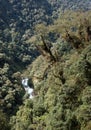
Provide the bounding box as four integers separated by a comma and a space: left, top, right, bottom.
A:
22, 78, 34, 99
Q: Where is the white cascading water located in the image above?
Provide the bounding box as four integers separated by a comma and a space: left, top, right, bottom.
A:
22, 78, 34, 99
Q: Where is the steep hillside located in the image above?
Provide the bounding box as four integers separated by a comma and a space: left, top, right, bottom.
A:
0, 0, 52, 33
9, 10, 91, 130
49, 0, 91, 10
0, 1, 91, 130
18, 45, 91, 130
0, 0, 91, 33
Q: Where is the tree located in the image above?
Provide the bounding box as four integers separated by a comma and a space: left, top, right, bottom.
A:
10, 99, 33, 130
0, 110, 10, 130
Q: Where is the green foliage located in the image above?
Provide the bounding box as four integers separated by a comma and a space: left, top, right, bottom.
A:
49, 11, 91, 50
0, 1, 91, 130
0, 110, 11, 130
20, 34, 91, 130
10, 100, 33, 130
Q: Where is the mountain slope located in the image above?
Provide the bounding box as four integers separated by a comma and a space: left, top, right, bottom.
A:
0, 1, 91, 130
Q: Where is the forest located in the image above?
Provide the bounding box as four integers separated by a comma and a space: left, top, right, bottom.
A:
0, 0, 91, 130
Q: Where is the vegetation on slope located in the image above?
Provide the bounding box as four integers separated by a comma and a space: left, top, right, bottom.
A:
0, 0, 91, 129
9, 10, 91, 130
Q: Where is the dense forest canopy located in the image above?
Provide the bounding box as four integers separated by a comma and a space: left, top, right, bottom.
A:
0, 0, 91, 130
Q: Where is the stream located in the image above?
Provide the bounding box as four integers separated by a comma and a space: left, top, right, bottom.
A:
22, 78, 34, 99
